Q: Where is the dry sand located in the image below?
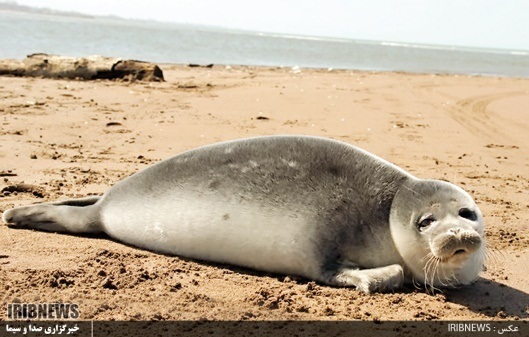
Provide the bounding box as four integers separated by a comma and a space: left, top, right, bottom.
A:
0, 65, 528, 321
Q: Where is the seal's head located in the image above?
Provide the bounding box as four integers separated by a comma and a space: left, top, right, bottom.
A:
389, 178, 486, 291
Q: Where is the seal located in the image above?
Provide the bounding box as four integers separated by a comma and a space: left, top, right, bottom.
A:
2, 135, 486, 293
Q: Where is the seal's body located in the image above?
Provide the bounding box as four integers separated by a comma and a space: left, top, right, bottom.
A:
2, 136, 486, 293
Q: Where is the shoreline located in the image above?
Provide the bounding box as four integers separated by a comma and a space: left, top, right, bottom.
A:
169, 62, 529, 79
3, 9, 529, 78
0, 65, 528, 320
3, 56, 528, 80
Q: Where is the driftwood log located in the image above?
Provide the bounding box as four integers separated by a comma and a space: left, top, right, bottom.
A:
0, 54, 164, 81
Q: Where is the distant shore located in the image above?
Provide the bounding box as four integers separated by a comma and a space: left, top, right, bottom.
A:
2, 8, 529, 77
0, 2, 93, 18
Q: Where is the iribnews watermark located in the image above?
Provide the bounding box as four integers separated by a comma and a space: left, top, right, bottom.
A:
6, 303, 79, 320
448, 323, 521, 334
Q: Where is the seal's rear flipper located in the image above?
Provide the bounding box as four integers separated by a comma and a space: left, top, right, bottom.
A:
2, 197, 103, 234
49, 196, 102, 207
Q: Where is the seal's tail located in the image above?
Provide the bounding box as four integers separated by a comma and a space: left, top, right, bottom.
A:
2, 196, 103, 234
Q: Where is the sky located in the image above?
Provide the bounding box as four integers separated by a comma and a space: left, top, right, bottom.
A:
8, 0, 529, 51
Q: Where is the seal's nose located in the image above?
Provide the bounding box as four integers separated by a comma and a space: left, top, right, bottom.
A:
432, 227, 483, 260
451, 230, 482, 257
449, 228, 461, 235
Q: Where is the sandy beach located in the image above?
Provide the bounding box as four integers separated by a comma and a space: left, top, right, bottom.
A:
0, 65, 528, 321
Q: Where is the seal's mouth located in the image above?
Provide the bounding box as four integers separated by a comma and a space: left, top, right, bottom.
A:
453, 249, 467, 256
421, 229, 486, 292
432, 229, 482, 262
438, 248, 470, 263
437, 247, 473, 263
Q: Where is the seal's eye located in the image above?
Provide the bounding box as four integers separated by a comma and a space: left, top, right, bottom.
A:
459, 208, 477, 221
417, 215, 435, 230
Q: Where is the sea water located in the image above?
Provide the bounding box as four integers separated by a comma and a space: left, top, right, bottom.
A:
1, 10, 528, 77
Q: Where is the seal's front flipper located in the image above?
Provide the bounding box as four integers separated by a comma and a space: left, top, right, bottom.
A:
2, 197, 102, 234
324, 264, 404, 293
